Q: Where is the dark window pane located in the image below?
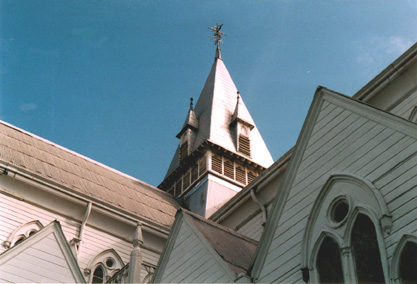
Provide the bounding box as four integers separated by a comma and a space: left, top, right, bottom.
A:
316, 236, 344, 283
92, 266, 104, 283
400, 242, 417, 284
351, 214, 384, 283
14, 237, 25, 246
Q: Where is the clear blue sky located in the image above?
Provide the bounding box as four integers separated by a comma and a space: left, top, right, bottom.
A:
2, 1, 417, 186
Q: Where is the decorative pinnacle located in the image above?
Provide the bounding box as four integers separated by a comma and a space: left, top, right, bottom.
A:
209, 23, 225, 59
190, 97, 194, 109
237, 91, 240, 103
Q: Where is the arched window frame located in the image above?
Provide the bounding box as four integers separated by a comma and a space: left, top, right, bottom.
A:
2, 220, 44, 249
391, 234, 417, 283
301, 174, 392, 283
85, 249, 124, 283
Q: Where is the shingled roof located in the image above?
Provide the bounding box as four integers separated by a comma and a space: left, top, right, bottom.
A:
183, 209, 258, 275
0, 120, 179, 229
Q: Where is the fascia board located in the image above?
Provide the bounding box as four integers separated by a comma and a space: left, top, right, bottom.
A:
249, 87, 327, 280
152, 211, 184, 283
182, 213, 236, 281
324, 89, 417, 140
354, 41, 417, 101
53, 221, 86, 283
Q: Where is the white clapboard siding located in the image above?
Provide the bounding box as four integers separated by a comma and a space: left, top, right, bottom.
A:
0, 192, 160, 278
259, 98, 417, 283
390, 90, 417, 119
78, 224, 131, 268
237, 211, 264, 241
160, 220, 231, 283
0, 231, 76, 282
0, 193, 78, 252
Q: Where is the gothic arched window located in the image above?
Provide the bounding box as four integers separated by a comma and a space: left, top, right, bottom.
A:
86, 249, 124, 283
2, 220, 43, 249
301, 175, 391, 283
92, 265, 105, 283
316, 236, 344, 283
351, 214, 384, 283
399, 242, 417, 284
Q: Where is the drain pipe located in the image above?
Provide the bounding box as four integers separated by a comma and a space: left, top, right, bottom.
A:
73, 201, 92, 256
250, 188, 267, 226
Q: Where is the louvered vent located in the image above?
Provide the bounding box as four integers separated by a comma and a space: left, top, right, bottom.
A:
248, 171, 257, 184
183, 171, 190, 190
199, 157, 207, 175
191, 164, 198, 182
175, 179, 182, 195
236, 166, 246, 184
180, 142, 188, 162
212, 155, 222, 174
238, 135, 251, 156
224, 159, 234, 179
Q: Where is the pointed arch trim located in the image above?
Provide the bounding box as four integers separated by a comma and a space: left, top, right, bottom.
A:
301, 173, 391, 269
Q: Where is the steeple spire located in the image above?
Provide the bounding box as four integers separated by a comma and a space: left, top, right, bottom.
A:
209, 23, 225, 59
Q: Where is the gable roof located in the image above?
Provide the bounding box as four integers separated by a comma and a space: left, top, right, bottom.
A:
0, 221, 85, 283
0, 120, 179, 229
165, 56, 273, 177
251, 86, 417, 279
153, 209, 258, 282
184, 209, 258, 275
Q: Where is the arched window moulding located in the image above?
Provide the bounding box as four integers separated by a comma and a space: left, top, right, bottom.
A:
390, 234, 417, 283
85, 249, 124, 283
2, 220, 44, 249
300, 173, 392, 283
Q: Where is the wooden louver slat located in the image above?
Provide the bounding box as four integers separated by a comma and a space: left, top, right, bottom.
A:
248, 171, 257, 184
224, 159, 234, 179
238, 135, 251, 156
212, 155, 222, 174
236, 166, 246, 185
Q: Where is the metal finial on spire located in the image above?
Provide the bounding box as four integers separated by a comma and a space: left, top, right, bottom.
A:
209, 23, 225, 59
190, 97, 194, 109
237, 91, 240, 103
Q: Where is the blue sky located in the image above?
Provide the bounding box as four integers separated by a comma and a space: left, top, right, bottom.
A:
2, 1, 417, 186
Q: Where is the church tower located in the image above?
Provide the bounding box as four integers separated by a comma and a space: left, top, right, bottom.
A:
158, 25, 273, 217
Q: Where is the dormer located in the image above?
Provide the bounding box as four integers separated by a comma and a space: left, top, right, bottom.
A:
230, 91, 254, 157
176, 98, 199, 162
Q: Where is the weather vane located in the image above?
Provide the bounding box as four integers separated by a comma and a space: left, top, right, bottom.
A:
209, 23, 225, 46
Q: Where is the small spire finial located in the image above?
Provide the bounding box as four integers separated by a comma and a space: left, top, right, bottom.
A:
209, 23, 225, 59
190, 97, 194, 109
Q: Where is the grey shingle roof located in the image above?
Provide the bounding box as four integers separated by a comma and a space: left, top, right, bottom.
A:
0, 120, 179, 229
183, 209, 258, 275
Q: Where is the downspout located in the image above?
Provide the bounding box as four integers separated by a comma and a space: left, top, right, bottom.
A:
250, 188, 267, 226
72, 201, 92, 256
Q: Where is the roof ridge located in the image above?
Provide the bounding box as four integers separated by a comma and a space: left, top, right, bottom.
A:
0, 120, 172, 197
181, 208, 258, 245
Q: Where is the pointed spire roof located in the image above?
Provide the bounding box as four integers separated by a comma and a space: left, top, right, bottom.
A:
176, 98, 199, 138
165, 51, 273, 177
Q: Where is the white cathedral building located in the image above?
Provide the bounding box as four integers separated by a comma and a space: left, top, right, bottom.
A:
2, 25, 417, 283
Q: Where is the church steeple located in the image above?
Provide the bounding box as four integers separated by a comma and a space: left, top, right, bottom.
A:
159, 25, 273, 217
